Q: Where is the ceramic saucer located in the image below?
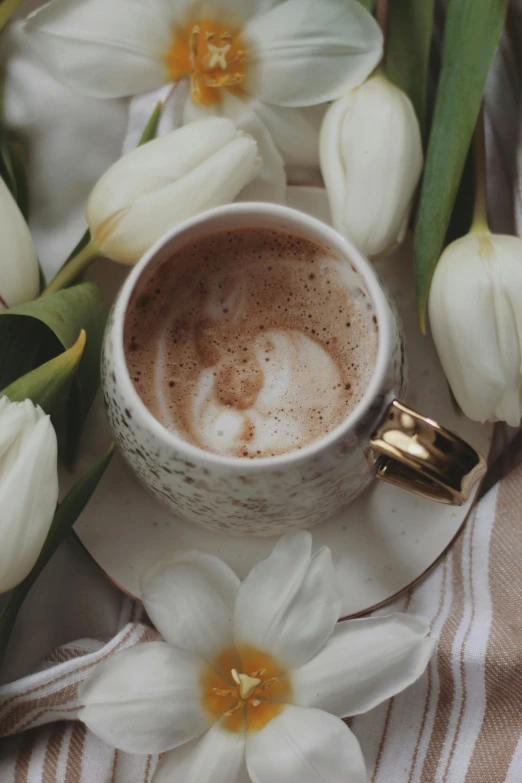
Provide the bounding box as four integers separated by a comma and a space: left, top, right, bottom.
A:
63, 187, 493, 617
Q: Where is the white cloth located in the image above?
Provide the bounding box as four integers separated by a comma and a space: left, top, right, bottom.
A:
3, 470, 522, 782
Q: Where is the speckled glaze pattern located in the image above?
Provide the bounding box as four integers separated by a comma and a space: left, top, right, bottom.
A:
101, 204, 407, 536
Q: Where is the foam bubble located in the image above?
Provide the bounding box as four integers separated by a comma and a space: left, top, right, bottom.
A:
124, 227, 378, 458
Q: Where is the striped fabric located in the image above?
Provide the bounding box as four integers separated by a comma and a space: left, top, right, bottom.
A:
1, 459, 522, 781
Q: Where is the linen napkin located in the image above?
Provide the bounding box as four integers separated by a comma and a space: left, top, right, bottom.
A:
1, 2, 522, 781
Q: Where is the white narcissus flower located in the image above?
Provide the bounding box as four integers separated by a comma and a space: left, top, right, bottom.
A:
0, 397, 58, 594
79, 532, 434, 783
86, 118, 260, 265
320, 74, 423, 258
23, 0, 383, 182
429, 230, 522, 427
0, 178, 39, 311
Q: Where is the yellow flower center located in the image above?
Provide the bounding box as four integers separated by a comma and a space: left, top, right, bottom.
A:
165, 19, 247, 105
201, 646, 292, 733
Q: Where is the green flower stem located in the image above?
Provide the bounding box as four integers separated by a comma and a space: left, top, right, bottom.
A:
0, 0, 23, 31
472, 105, 489, 235
43, 239, 101, 296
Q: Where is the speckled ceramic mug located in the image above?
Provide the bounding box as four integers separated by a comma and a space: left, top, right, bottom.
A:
101, 203, 487, 536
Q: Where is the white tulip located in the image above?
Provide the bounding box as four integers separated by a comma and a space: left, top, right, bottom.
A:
429, 231, 522, 427
0, 178, 39, 311
0, 397, 58, 593
320, 74, 423, 258
86, 118, 261, 265
79, 532, 433, 783
24, 0, 382, 183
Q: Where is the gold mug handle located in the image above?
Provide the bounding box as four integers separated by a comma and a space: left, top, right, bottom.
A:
369, 400, 488, 505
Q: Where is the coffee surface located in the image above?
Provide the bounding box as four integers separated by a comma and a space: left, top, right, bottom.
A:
124, 228, 378, 458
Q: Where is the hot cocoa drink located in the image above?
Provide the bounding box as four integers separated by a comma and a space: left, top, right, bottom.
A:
124, 227, 378, 458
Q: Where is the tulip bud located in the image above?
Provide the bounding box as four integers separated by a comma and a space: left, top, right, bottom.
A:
429, 231, 522, 427
0, 396, 58, 594
87, 118, 261, 265
320, 74, 423, 258
0, 178, 40, 311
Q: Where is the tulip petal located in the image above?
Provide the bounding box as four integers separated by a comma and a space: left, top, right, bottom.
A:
184, 89, 321, 170
184, 91, 286, 202
234, 532, 341, 670
318, 96, 347, 237
142, 551, 240, 664
495, 236, 522, 424
79, 642, 211, 754
0, 400, 58, 594
250, 0, 282, 14
88, 117, 240, 226
247, 100, 325, 169
24, 0, 175, 98
153, 720, 247, 783
94, 123, 259, 263
243, 0, 382, 107
291, 614, 434, 718
195, 0, 257, 21
320, 75, 423, 257
0, 397, 28, 455
246, 705, 367, 783
0, 180, 39, 311
429, 233, 522, 426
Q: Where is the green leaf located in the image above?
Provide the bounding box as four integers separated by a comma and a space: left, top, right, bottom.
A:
1, 330, 86, 412
0, 283, 106, 464
357, 0, 375, 11
0, 0, 24, 31
0, 445, 115, 670
413, 0, 508, 329
138, 101, 163, 146
386, 0, 435, 139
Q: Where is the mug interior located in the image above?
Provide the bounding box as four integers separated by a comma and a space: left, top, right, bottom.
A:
113, 203, 394, 468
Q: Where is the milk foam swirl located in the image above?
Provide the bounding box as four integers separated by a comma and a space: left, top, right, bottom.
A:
188, 330, 344, 456
125, 228, 378, 458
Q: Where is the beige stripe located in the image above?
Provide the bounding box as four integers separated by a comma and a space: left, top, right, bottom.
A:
13, 731, 36, 783
1, 625, 138, 734
3, 626, 158, 740
45, 649, 70, 666
144, 755, 153, 783
110, 749, 120, 783
370, 700, 394, 783
8, 682, 80, 737
465, 464, 522, 781
45, 647, 90, 666
369, 588, 414, 780
407, 559, 450, 783
65, 722, 87, 783
403, 589, 413, 613
420, 529, 467, 781
0, 625, 137, 721
42, 723, 67, 783
138, 627, 161, 644
441, 511, 479, 781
